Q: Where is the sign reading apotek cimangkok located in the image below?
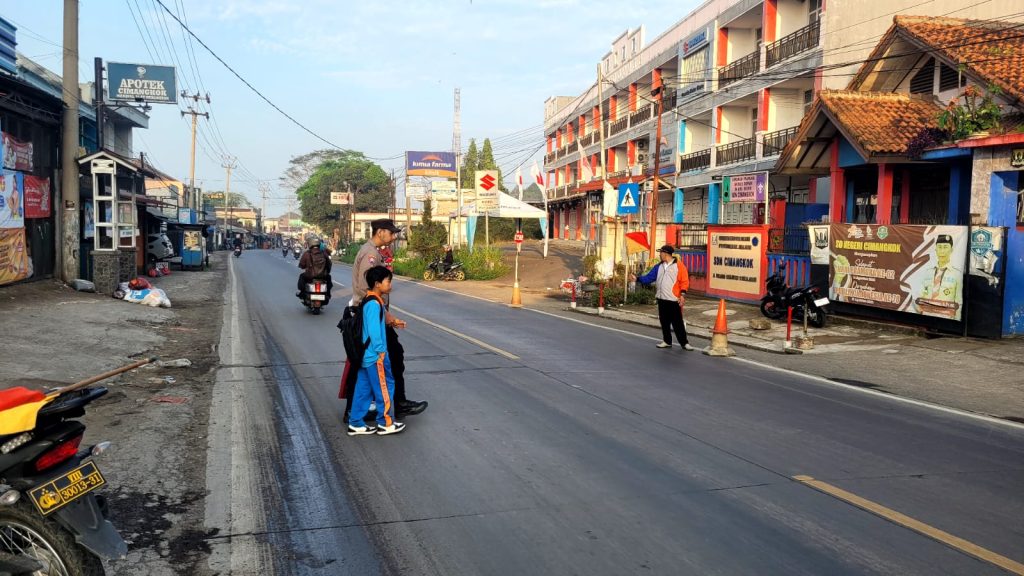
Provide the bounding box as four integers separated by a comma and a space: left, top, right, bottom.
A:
107, 63, 177, 103
829, 224, 967, 320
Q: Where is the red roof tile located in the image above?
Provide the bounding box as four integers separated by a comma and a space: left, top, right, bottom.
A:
894, 16, 1024, 103
818, 90, 943, 155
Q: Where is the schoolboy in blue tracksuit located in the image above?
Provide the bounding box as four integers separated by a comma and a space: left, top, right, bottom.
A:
348, 266, 407, 436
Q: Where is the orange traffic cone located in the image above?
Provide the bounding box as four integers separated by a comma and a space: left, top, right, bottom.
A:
704, 299, 735, 357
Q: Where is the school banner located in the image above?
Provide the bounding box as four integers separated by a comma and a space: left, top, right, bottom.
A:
2, 133, 32, 172
23, 175, 50, 218
0, 228, 31, 285
829, 224, 968, 320
0, 170, 23, 229
706, 225, 768, 301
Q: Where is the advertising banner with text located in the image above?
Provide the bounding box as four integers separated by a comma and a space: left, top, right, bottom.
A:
0, 228, 31, 285
23, 175, 50, 219
0, 170, 23, 229
406, 151, 456, 178
2, 133, 32, 172
706, 225, 767, 301
829, 224, 967, 320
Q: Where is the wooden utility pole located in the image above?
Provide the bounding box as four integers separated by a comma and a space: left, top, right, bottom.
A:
221, 155, 235, 246
259, 182, 269, 236
60, 0, 80, 282
453, 88, 462, 247
649, 84, 665, 255
181, 92, 209, 211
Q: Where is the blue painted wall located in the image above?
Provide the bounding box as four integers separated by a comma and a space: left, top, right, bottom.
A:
988, 170, 1024, 335
838, 137, 865, 168
708, 182, 721, 224
948, 161, 972, 225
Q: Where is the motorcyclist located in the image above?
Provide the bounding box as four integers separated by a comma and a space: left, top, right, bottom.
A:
442, 244, 455, 273
297, 234, 332, 302
232, 234, 243, 251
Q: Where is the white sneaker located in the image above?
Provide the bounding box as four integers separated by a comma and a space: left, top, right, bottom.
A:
347, 424, 378, 436
683, 343, 695, 351
656, 342, 671, 349
377, 422, 406, 436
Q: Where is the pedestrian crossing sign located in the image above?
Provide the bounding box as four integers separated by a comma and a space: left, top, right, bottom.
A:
618, 183, 639, 215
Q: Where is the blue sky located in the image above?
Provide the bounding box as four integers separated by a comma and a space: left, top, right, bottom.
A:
3, 0, 697, 216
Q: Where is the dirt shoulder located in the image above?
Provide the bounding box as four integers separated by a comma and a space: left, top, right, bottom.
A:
0, 254, 228, 575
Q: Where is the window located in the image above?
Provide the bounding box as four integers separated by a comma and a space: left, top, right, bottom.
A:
751, 108, 759, 137
809, 0, 822, 24
755, 27, 762, 48
680, 47, 709, 95
803, 89, 814, 115
910, 58, 935, 94
939, 63, 965, 92
621, 46, 626, 61
632, 38, 637, 54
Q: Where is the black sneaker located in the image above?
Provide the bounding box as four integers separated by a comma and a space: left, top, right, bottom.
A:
396, 400, 428, 416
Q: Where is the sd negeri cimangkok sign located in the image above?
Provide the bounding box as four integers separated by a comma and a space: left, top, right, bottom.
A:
107, 63, 177, 103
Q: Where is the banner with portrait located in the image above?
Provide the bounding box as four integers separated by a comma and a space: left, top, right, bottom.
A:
2, 133, 33, 172
0, 170, 23, 229
829, 224, 968, 320
0, 228, 32, 285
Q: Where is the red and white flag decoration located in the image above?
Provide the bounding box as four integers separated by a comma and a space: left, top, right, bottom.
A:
531, 161, 546, 191
515, 166, 524, 200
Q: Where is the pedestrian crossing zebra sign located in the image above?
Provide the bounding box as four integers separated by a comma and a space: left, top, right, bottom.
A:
618, 183, 639, 215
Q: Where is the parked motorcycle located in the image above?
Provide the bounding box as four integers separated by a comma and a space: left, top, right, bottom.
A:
0, 359, 152, 575
759, 263, 829, 327
422, 258, 465, 281
300, 280, 330, 315
292, 246, 301, 260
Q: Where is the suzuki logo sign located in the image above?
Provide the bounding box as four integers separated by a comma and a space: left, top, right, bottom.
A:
475, 170, 500, 210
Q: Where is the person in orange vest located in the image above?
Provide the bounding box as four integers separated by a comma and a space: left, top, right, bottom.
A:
632, 245, 693, 350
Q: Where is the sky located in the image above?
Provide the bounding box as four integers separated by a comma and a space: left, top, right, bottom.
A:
3, 0, 699, 217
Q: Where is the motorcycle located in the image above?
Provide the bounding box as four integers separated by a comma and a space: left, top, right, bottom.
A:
233, 246, 242, 258
422, 258, 465, 282
292, 246, 301, 260
300, 279, 330, 315
0, 359, 151, 575
759, 263, 829, 328
281, 246, 289, 258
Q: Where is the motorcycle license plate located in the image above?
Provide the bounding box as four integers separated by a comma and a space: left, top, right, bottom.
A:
28, 461, 106, 516
310, 294, 326, 301
814, 297, 830, 307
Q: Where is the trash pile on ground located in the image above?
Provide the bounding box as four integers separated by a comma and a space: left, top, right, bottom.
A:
147, 262, 172, 278
113, 277, 172, 308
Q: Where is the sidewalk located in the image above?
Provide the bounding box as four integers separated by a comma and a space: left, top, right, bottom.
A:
410, 275, 1024, 423
0, 256, 227, 575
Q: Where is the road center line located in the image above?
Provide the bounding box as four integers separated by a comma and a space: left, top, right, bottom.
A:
390, 305, 520, 361
793, 475, 1024, 575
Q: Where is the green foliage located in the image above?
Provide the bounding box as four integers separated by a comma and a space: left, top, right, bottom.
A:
478, 138, 506, 191
335, 241, 362, 264
582, 255, 600, 279
938, 84, 1003, 141
295, 150, 393, 234
460, 139, 478, 190
455, 246, 508, 280
473, 217, 540, 242
409, 198, 448, 260
391, 247, 428, 279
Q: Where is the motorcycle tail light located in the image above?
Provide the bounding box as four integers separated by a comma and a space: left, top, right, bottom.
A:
33, 433, 83, 473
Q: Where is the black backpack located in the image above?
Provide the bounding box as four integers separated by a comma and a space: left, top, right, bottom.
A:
338, 298, 383, 361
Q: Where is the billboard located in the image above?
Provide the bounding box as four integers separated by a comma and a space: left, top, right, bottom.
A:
407, 151, 456, 178
707, 225, 768, 301
330, 192, 353, 205
475, 170, 500, 210
431, 180, 457, 199
107, 62, 177, 104
23, 175, 50, 219
2, 133, 33, 172
829, 224, 968, 320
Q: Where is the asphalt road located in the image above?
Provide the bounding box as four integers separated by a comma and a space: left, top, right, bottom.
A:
210, 249, 1024, 575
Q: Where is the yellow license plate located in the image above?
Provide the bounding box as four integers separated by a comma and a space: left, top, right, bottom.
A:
29, 461, 106, 516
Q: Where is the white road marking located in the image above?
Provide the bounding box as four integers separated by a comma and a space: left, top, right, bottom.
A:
391, 305, 520, 360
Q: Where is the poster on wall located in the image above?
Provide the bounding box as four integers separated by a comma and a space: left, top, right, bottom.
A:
0, 228, 32, 285
707, 225, 768, 301
82, 202, 95, 239
808, 225, 830, 265
23, 175, 50, 219
829, 224, 968, 320
968, 226, 1003, 285
2, 133, 33, 172
0, 170, 23, 229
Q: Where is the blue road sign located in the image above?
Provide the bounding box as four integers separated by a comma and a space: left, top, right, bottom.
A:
618, 183, 639, 215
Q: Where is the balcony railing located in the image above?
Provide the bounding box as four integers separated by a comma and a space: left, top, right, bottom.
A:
580, 133, 595, 148
718, 50, 760, 88
629, 104, 652, 126
679, 149, 711, 172
545, 151, 557, 164
762, 126, 799, 156
567, 140, 579, 154
716, 138, 756, 165
556, 148, 566, 159
609, 116, 629, 137
766, 20, 821, 68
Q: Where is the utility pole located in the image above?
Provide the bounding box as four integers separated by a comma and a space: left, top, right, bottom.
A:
597, 63, 610, 272
389, 169, 396, 220
649, 84, 665, 256
59, 0, 80, 282
453, 87, 462, 247
259, 182, 269, 237
221, 155, 235, 248
93, 57, 104, 151
181, 92, 209, 212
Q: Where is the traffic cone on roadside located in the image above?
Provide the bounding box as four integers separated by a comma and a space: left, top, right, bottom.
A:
704, 299, 736, 357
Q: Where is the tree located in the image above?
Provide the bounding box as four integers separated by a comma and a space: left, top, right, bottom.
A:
280, 149, 349, 192
410, 198, 448, 259
295, 150, 393, 235
205, 191, 252, 208
478, 138, 506, 191
460, 139, 478, 190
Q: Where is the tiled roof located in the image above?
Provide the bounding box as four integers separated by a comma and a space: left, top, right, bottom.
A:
818, 90, 943, 155
894, 16, 1024, 102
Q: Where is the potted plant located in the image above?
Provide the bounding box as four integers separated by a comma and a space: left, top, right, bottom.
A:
938, 84, 1003, 141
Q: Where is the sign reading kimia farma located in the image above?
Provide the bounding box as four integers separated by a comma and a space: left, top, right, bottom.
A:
406, 151, 456, 178
107, 63, 177, 104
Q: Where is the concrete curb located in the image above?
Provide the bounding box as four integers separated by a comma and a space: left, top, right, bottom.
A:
570, 306, 788, 355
